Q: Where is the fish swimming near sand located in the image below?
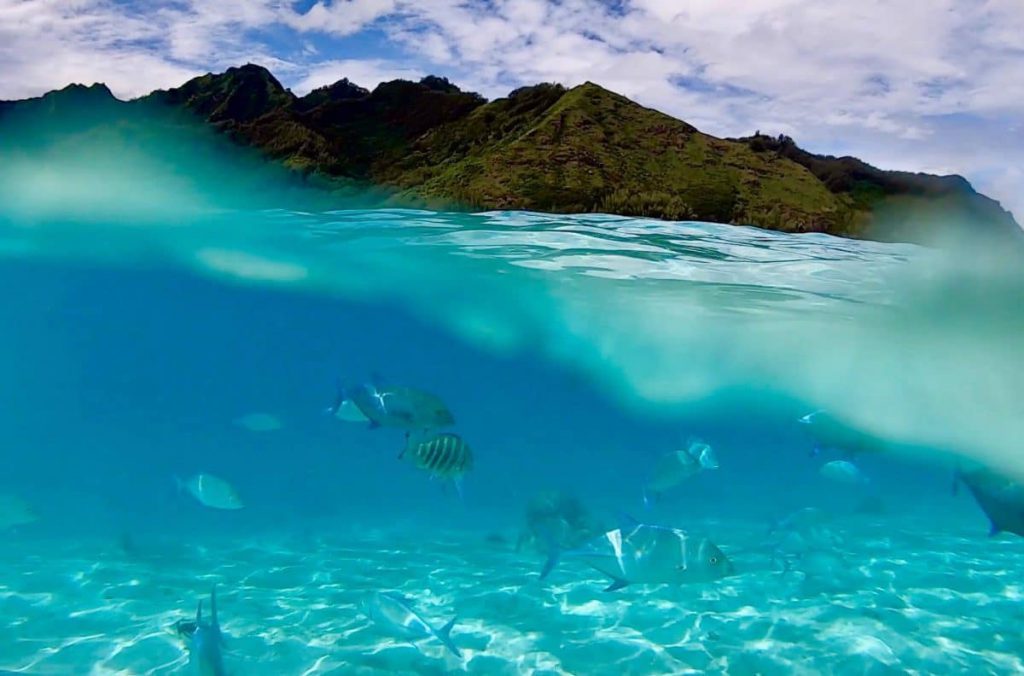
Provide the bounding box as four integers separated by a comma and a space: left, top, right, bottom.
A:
174, 587, 227, 676
798, 410, 882, 457
819, 460, 870, 486
540, 519, 734, 591
0, 494, 38, 530
177, 474, 244, 510
644, 439, 718, 506
362, 592, 461, 657
517, 491, 601, 554
341, 380, 455, 431
401, 432, 474, 496
954, 464, 1024, 537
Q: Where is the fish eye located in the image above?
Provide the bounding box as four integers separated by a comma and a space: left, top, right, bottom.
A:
709, 556, 719, 564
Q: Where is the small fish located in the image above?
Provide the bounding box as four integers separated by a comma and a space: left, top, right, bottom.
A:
232, 412, 282, 432
798, 410, 880, 457
540, 519, 734, 591
362, 592, 461, 657
346, 380, 455, 431
644, 439, 718, 506
177, 474, 244, 510
0, 494, 38, 530
954, 464, 1024, 536
819, 460, 870, 486
174, 587, 227, 676
401, 432, 474, 494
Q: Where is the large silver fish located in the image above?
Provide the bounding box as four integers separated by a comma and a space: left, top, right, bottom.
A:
342, 381, 455, 431
362, 592, 460, 657
644, 439, 718, 505
178, 474, 244, 510
954, 464, 1024, 536
401, 431, 474, 486
540, 520, 734, 591
174, 588, 226, 676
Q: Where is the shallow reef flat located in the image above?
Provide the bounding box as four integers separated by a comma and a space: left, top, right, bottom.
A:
1, 517, 1023, 675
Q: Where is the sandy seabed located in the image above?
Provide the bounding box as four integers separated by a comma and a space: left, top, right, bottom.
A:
2, 516, 1022, 675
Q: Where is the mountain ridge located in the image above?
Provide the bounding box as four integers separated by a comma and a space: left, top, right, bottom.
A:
2, 63, 1018, 244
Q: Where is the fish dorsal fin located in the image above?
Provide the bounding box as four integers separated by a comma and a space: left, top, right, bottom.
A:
603, 578, 629, 592
195, 600, 203, 624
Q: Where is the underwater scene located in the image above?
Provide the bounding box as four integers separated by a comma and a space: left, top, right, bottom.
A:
1, 116, 1024, 676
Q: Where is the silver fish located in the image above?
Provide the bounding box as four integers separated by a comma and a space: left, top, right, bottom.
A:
174, 587, 226, 676
178, 474, 244, 510
645, 439, 718, 504
541, 521, 734, 591
346, 382, 455, 431
819, 460, 870, 486
362, 592, 460, 657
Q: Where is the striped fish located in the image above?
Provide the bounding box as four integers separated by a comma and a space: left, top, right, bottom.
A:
401, 432, 474, 492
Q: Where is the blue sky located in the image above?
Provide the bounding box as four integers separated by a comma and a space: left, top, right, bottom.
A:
0, 0, 1020, 220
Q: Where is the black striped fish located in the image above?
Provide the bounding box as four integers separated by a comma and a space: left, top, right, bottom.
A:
401, 432, 474, 496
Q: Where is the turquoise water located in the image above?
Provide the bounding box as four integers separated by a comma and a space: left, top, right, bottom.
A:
1, 111, 1024, 674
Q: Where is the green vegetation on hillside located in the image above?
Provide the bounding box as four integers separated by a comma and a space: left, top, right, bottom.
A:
4, 64, 1018, 244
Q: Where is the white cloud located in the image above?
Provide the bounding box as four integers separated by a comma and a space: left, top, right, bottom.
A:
0, 0, 1019, 219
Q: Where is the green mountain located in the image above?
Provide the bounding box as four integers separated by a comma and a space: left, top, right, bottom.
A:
3, 64, 1019, 244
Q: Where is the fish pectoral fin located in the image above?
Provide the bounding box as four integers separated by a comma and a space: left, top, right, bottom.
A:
603, 578, 629, 592
989, 522, 1003, 536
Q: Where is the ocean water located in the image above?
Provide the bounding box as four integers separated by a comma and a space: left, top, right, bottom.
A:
1, 117, 1024, 674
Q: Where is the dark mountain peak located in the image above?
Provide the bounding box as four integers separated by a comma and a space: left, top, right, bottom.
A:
508, 82, 567, 100
295, 78, 370, 112
48, 82, 116, 100
0, 81, 119, 121
148, 63, 293, 124
419, 75, 461, 93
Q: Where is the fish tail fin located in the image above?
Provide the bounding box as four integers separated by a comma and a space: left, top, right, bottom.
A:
433, 616, 461, 658
195, 599, 203, 624
537, 526, 561, 581
540, 549, 560, 581
696, 444, 719, 470
326, 377, 344, 415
